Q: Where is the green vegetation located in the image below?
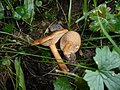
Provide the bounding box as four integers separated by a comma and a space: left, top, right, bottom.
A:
1, 0, 120, 90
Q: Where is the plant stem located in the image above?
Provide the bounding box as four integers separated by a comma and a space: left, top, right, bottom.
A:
97, 17, 120, 54
0, 31, 31, 44
84, 35, 120, 41
67, 0, 72, 30
0, 31, 50, 50
81, 0, 88, 37
0, 50, 54, 59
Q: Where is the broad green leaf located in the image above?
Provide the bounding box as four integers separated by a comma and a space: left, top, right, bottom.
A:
14, 57, 26, 90
102, 71, 120, 90
84, 70, 104, 90
84, 70, 120, 90
94, 46, 120, 70
53, 77, 73, 90
84, 46, 120, 90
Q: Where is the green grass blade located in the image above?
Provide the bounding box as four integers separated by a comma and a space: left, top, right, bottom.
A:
81, 0, 88, 36
97, 17, 120, 54
14, 57, 26, 90
67, 0, 72, 30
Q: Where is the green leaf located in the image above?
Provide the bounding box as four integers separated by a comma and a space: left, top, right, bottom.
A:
23, 0, 35, 24
1, 57, 11, 66
89, 20, 101, 32
13, 0, 35, 24
84, 70, 120, 90
84, 46, 120, 90
14, 57, 26, 90
89, 3, 120, 34
35, 0, 42, 7
53, 77, 73, 90
13, 6, 25, 20
84, 70, 104, 90
2, 23, 14, 33
13, 11, 22, 20
94, 46, 120, 70
103, 71, 120, 90
111, 19, 120, 33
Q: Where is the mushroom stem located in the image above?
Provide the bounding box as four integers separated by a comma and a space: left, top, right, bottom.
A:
49, 44, 69, 72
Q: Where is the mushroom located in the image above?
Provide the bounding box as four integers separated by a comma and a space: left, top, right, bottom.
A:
31, 29, 69, 72
60, 31, 81, 64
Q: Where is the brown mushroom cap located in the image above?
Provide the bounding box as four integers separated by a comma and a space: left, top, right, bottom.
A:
60, 31, 81, 56
31, 29, 68, 46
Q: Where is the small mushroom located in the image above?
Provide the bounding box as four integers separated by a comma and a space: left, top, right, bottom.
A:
31, 29, 69, 72
60, 31, 81, 64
